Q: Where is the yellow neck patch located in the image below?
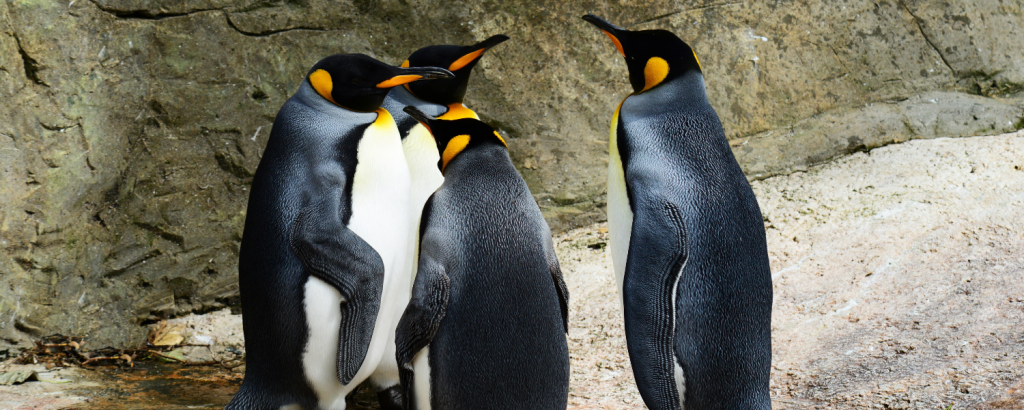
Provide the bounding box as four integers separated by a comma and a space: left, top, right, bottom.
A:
693, 50, 702, 71
642, 57, 669, 92
309, 69, 336, 104
400, 59, 410, 68
377, 74, 423, 89
610, 97, 625, 154
439, 103, 478, 120
602, 31, 625, 57
372, 108, 393, 127
441, 134, 471, 172
449, 48, 486, 72
493, 131, 507, 147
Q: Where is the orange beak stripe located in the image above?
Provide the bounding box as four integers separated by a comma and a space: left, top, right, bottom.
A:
449, 48, 487, 72
376, 75, 424, 88
602, 30, 625, 56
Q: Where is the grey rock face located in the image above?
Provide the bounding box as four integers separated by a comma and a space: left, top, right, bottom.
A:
0, 0, 1021, 349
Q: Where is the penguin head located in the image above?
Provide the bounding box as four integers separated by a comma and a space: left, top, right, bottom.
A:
306, 54, 455, 112
404, 106, 508, 174
402, 35, 510, 105
582, 14, 702, 94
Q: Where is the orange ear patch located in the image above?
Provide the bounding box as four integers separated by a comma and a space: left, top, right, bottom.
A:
309, 69, 336, 104
493, 131, 507, 147
377, 75, 424, 88
401, 60, 410, 68
442, 134, 471, 172
602, 30, 625, 57
449, 48, 486, 71
642, 57, 669, 92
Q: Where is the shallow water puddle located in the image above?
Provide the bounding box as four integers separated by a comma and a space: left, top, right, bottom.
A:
0, 362, 382, 410
76, 363, 241, 409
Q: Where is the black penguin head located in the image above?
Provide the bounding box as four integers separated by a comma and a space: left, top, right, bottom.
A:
582, 14, 702, 94
403, 35, 510, 105
306, 54, 454, 112
404, 106, 508, 174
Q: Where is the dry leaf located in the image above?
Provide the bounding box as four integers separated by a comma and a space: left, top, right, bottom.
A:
151, 323, 186, 346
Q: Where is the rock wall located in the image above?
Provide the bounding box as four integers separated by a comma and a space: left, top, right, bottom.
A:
0, 0, 1022, 350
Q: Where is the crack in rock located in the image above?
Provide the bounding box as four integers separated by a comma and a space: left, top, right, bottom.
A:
632, 2, 745, 27
12, 33, 47, 86
224, 14, 332, 37
87, 0, 223, 20
83, 0, 334, 38
134, 222, 186, 247
897, 0, 956, 77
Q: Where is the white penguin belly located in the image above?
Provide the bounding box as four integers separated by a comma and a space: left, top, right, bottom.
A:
675, 359, 686, 409
404, 124, 445, 226
671, 258, 687, 409
303, 111, 411, 409
302, 278, 351, 409
607, 107, 633, 299
402, 123, 446, 280
365, 124, 445, 391
412, 347, 432, 410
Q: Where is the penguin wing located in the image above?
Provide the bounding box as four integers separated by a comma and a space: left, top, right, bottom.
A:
395, 254, 450, 409
543, 232, 570, 333
622, 199, 688, 409
290, 203, 385, 385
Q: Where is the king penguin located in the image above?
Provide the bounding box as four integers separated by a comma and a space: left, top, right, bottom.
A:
227, 54, 453, 410
582, 15, 773, 410
394, 107, 570, 410
370, 34, 509, 408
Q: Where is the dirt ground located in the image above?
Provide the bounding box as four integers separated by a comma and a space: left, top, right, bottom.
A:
2, 131, 1023, 409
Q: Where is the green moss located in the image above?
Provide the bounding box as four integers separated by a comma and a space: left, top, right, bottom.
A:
959, 69, 1024, 97
960, 69, 1003, 82
995, 81, 1024, 96
1015, 116, 1024, 131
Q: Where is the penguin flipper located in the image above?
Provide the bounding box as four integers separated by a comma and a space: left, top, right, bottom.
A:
395, 255, 450, 409
622, 200, 688, 410
289, 204, 385, 385
543, 232, 570, 332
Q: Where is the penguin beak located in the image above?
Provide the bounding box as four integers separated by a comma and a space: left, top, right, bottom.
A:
449, 34, 511, 72
475, 34, 511, 50
403, 106, 436, 134
582, 14, 627, 57
376, 66, 455, 88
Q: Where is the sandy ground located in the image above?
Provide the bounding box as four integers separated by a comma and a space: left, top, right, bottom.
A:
2, 131, 1023, 409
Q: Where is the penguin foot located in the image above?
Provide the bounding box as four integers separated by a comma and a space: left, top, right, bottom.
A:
377, 385, 404, 410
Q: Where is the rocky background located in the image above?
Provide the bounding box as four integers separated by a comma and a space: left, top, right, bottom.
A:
0, 0, 1022, 350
